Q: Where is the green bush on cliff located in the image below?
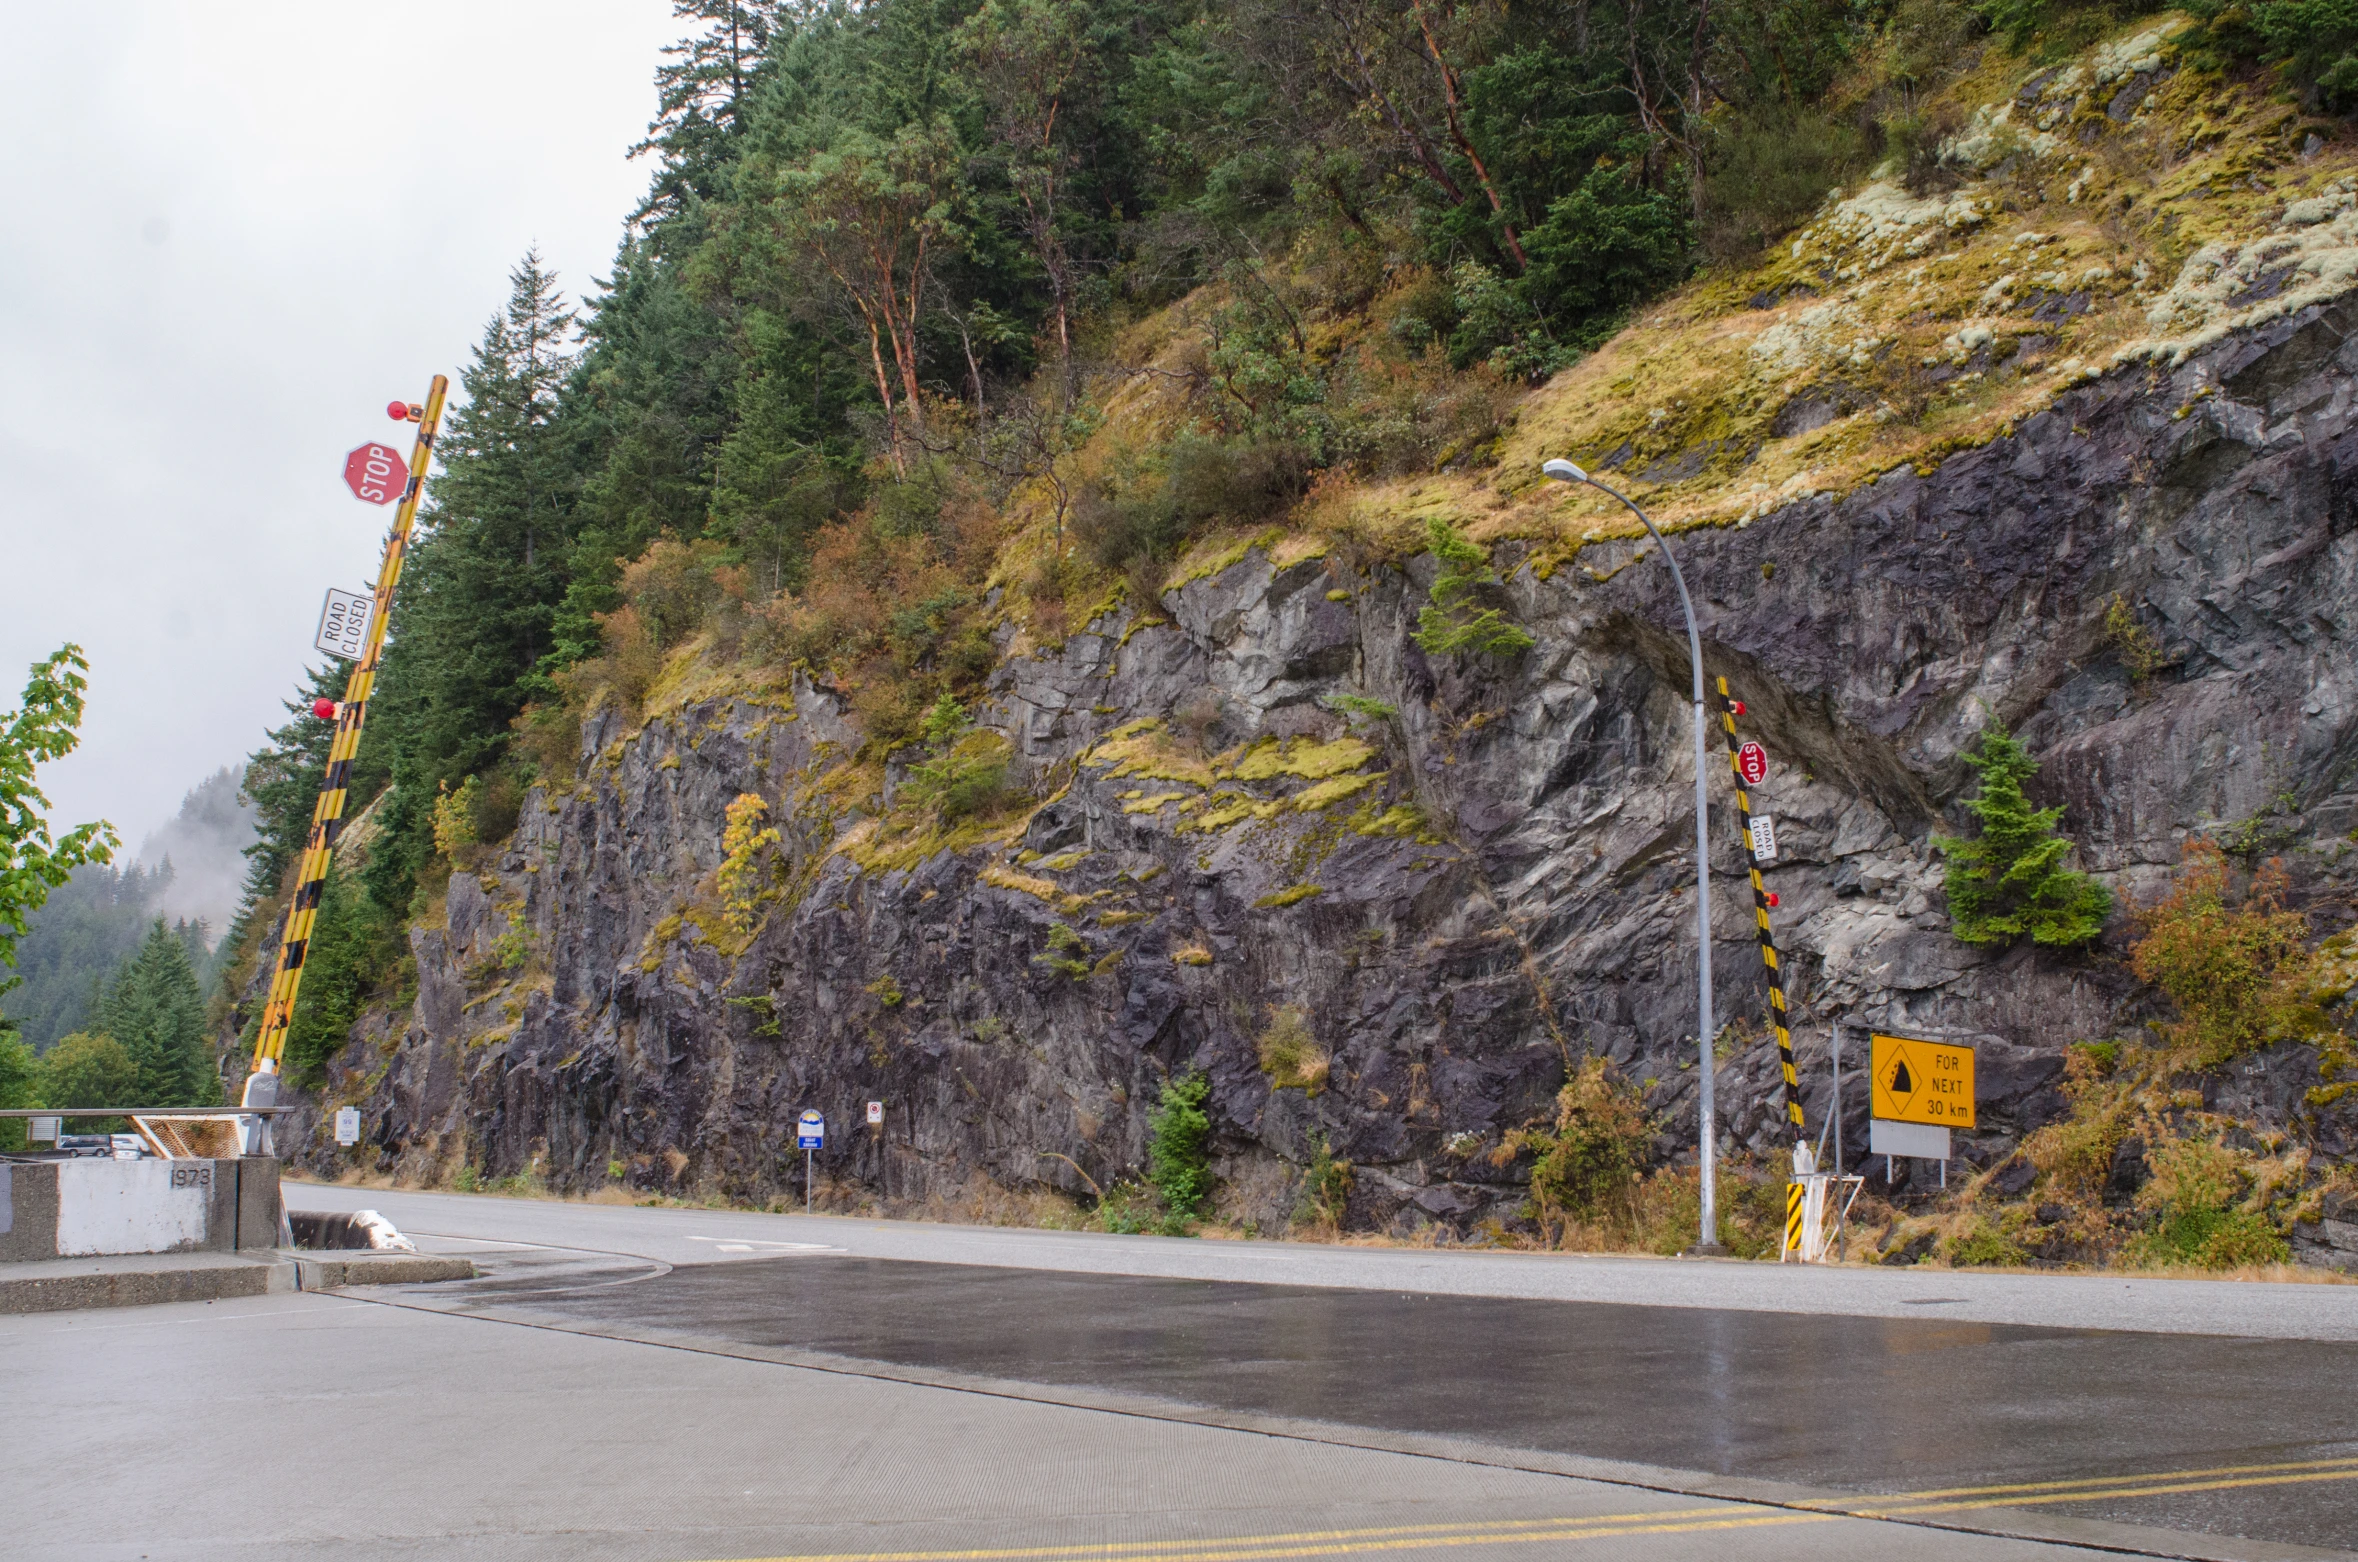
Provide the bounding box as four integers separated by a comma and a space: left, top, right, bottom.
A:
1933, 728, 2110, 948
1147, 1068, 1214, 1229
1413, 518, 1535, 659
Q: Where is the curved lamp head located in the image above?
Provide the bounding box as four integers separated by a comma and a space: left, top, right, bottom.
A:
1542, 458, 1588, 484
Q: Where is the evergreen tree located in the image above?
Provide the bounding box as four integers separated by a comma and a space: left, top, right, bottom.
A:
0, 859, 167, 1051
634, 1, 791, 220
377, 251, 580, 801
98, 919, 215, 1106
1933, 728, 2112, 949
225, 664, 354, 954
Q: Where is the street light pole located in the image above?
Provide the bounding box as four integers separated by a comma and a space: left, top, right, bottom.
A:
1543, 458, 1724, 1255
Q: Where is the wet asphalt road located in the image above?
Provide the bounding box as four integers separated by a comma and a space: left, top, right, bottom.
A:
390, 1248, 2358, 1555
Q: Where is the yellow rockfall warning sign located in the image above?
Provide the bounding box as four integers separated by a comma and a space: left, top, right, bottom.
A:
1869, 1033, 1976, 1128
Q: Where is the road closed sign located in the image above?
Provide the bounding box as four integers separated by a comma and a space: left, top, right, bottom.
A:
1870, 1033, 1976, 1128
315, 588, 370, 661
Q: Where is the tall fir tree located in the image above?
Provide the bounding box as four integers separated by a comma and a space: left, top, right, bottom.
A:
99, 919, 215, 1106
634, 1, 791, 219
377, 252, 581, 800
1933, 728, 2113, 948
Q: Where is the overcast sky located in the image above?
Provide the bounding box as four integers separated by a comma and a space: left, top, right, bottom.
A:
0, 2, 681, 853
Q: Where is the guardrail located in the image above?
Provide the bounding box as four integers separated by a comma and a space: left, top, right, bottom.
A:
0, 1107, 290, 1116
2, 1106, 291, 1160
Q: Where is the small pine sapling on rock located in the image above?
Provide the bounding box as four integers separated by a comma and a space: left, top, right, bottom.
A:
1933, 727, 2111, 947
1413, 518, 1535, 658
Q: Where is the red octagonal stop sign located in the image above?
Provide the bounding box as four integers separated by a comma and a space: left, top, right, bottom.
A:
1737, 741, 1769, 787
343, 442, 408, 505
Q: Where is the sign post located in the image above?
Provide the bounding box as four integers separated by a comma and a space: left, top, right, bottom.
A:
244, 382, 448, 1149
797, 1110, 825, 1214
1869, 1032, 1976, 1188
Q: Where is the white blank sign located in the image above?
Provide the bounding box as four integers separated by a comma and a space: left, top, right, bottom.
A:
1869, 1118, 1950, 1159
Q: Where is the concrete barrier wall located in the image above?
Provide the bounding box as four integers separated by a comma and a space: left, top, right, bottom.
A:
0, 1159, 280, 1261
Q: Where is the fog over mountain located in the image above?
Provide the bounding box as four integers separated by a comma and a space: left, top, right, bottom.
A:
136, 767, 258, 933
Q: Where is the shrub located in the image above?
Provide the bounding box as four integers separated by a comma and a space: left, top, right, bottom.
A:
37, 1031, 136, 1125
1517, 167, 1695, 351
717, 794, 782, 938
1944, 1213, 2031, 1267
1072, 435, 1310, 603
554, 603, 666, 719
2102, 595, 2166, 682
1700, 103, 1865, 263
901, 705, 1015, 824
1509, 1058, 1650, 1240
1034, 923, 1093, 979
2124, 1129, 2290, 1269
0, 1030, 35, 1151
2129, 843, 2318, 1066
2240, 0, 2358, 110
1147, 1068, 1214, 1225
624, 537, 733, 651
431, 776, 480, 865
472, 767, 524, 849
510, 701, 582, 783
1413, 517, 1534, 658
1295, 1132, 1352, 1228
2022, 1042, 2135, 1200
1932, 727, 2110, 947
1256, 1005, 1329, 1094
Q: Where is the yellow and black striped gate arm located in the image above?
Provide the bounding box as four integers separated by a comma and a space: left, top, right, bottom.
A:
1716, 677, 1801, 1144
248, 375, 447, 1077
1715, 677, 1809, 1255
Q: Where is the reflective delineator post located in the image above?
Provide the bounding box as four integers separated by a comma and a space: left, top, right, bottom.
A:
241, 377, 449, 1152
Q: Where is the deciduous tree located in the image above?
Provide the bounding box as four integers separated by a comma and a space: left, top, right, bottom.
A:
0, 646, 117, 1000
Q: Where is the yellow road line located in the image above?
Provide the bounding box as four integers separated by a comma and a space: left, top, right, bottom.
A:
692, 1454, 2358, 1562
1874, 1465, 2358, 1517
1837, 1454, 2358, 1505
698, 1509, 1836, 1562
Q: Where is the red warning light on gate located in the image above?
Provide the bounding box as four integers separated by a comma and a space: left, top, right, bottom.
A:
313, 699, 339, 721
343, 442, 406, 505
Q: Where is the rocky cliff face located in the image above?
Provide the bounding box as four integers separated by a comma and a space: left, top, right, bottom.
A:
281, 294, 2358, 1240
